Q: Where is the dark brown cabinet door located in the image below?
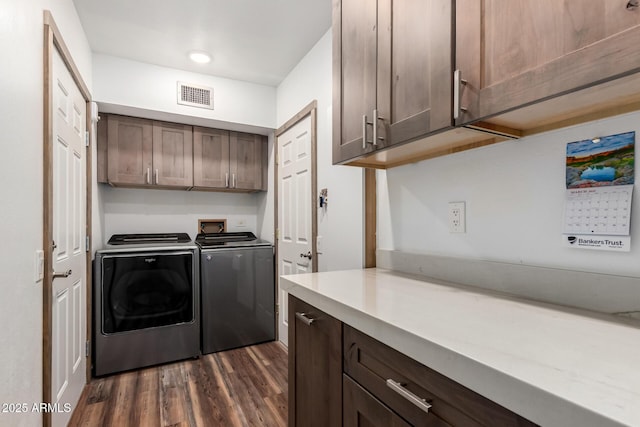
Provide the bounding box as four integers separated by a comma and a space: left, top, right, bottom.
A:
288, 296, 342, 427
230, 132, 264, 191
105, 115, 192, 188
383, 0, 452, 149
97, 114, 108, 183
152, 121, 193, 187
101, 114, 266, 191
107, 115, 153, 186
333, 0, 453, 165
343, 375, 413, 427
455, 0, 640, 125
193, 129, 265, 191
193, 127, 230, 189
332, 0, 379, 163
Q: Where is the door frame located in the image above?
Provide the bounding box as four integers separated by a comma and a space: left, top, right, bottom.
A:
43, 10, 92, 427
274, 101, 318, 339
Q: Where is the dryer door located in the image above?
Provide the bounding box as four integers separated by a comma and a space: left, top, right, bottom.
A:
101, 252, 194, 334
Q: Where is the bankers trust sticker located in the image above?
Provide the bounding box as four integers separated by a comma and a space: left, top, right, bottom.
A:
565, 235, 630, 252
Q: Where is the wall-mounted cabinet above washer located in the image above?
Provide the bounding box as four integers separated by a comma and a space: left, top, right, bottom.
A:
103, 115, 193, 188
97, 114, 267, 192
193, 127, 267, 192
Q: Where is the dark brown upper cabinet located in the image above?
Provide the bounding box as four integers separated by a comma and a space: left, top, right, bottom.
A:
332, 0, 453, 166
333, 0, 640, 169
105, 115, 193, 188
455, 0, 640, 131
99, 114, 267, 192
193, 127, 230, 189
193, 127, 266, 192
230, 131, 266, 191
152, 121, 194, 187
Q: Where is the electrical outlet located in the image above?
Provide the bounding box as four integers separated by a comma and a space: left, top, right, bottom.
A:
448, 202, 466, 233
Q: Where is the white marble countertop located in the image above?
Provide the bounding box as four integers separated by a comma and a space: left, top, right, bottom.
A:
281, 268, 640, 427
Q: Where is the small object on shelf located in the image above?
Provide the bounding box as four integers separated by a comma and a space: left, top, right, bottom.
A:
198, 219, 227, 234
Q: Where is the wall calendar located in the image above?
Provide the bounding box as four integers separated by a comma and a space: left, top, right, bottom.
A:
563, 131, 635, 251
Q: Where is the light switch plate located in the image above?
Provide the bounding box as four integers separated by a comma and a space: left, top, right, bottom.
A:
448, 202, 466, 233
35, 250, 44, 282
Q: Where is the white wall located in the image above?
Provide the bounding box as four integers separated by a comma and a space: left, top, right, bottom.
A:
101, 187, 262, 241
276, 30, 364, 271
256, 132, 276, 242
91, 54, 279, 247
90, 106, 105, 254
0, 1, 92, 426
378, 111, 640, 278
92, 53, 276, 129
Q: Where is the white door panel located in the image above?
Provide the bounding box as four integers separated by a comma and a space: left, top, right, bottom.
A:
53, 288, 68, 402
277, 114, 313, 346
51, 47, 86, 427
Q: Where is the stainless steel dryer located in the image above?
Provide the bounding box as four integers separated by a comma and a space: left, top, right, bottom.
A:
93, 233, 200, 376
196, 232, 275, 354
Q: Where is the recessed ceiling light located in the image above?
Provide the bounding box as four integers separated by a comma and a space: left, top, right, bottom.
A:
189, 51, 211, 64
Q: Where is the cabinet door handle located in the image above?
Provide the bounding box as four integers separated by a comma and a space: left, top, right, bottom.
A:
386, 379, 432, 414
373, 109, 384, 146
225, 173, 229, 188
232, 173, 236, 188
295, 312, 315, 326
155, 169, 158, 185
146, 168, 150, 184
362, 114, 377, 149
453, 69, 468, 120
362, 114, 368, 149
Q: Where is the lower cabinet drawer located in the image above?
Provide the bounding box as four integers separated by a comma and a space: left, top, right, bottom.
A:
344, 374, 452, 427
343, 326, 538, 427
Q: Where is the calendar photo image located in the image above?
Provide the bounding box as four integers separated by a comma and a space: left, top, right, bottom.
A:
566, 131, 635, 189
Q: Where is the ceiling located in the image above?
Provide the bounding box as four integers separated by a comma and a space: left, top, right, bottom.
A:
72, 0, 332, 87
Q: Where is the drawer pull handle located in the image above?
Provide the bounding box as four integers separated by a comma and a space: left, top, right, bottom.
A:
295, 312, 315, 326
386, 379, 432, 414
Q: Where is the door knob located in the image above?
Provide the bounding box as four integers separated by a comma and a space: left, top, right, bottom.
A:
52, 269, 72, 279
299, 251, 312, 260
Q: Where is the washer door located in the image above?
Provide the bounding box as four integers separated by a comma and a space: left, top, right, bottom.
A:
101, 252, 194, 333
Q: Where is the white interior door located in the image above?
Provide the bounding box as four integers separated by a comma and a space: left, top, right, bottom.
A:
277, 114, 313, 346
51, 47, 87, 427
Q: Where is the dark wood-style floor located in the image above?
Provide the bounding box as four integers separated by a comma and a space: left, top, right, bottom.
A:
68, 342, 288, 427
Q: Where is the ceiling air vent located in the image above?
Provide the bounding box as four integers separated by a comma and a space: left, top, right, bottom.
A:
177, 82, 214, 109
